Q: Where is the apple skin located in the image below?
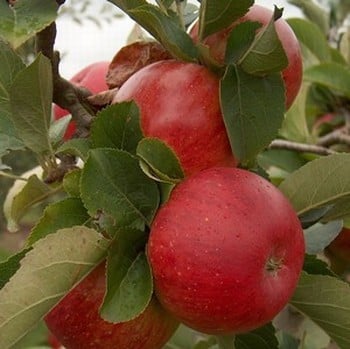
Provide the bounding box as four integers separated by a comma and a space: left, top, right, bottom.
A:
54, 61, 110, 139
45, 263, 179, 349
113, 60, 237, 176
147, 167, 305, 334
48, 332, 63, 349
327, 227, 350, 263
190, 4, 303, 109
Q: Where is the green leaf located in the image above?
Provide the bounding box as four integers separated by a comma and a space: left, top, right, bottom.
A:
287, 0, 329, 34
108, 0, 198, 62
287, 18, 331, 63
80, 148, 159, 230
0, 0, 58, 49
137, 137, 184, 184
303, 254, 334, 276
0, 226, 109, 349
0, 249, 30, 290
10, 54, 53, 154
276, 331, 299, 349
279, 83, 312, 143
4, 175, 56, 233
235, 323, 278, 349
291, 272, 350, 349
304, 220, 343, 255
304, 63, 350, 99
49, 114, 71, 144
56, 138, 90, 162
220, 65, 285, 164
62, 168, 81, 197
198, 0, 253, 39
239, 7, 289, 76
279, 154, 350, 218
27, 197, 90, 246
101, 230, 152, 322
0, 40, 25, 157
216, 335, 235, 349
225, 21, 262, 65
91, 102, 143, 154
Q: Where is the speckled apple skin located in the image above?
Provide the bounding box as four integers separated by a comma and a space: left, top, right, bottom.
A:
148, 167, 305, 334
45, 263, 179, 349
113, 60, 237, 176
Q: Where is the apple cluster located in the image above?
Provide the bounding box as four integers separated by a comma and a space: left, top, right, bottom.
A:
47, 4, 305, 349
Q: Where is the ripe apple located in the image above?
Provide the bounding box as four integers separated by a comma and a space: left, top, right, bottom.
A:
48, 332, 63, 349
54, 61, 110, 139
147, 167, 305, 334
190, 4, 303, 109
113, 60, 237, 176
45, 263, 179, 349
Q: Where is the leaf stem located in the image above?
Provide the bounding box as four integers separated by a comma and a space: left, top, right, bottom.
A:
175, 0, 186, 30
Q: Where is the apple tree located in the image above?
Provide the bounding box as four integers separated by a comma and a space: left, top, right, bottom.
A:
1, 0, 350, 348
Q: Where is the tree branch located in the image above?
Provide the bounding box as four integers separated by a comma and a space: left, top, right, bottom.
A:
317, 128, 350, 147
269, 140, 336, 155
35, 15, 97, 182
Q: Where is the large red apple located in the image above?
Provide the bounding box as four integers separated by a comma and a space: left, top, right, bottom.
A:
147, 167, 305, 334
45, 263, 179, 349
113, 60, 236, 176
54, 61, 110, 139
190, 4, 303, 109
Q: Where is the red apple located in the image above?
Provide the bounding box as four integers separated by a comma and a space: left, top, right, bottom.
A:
147, 167, 305, 334
48, 332, 63, 349
113, 60, 237, 176
190, 4, 303, 109
45, 263, 179, 349
54, 61, 110, 139
327, 227, 350, 263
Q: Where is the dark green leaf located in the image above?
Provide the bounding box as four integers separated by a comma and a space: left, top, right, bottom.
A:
287, 18, 331, 63
56, 138, 90, 161
299, 205, 333, 229
101, 230, 152, 322
279, 154, 350, 217
80, 148, 159, 230
291, 272, 350, 349
5, 175, 55, 232
225, 21, 262, 65
0, 0, 58, 49
27, 197, 90, 246
303, 254, 334, 276
304, 63, 350, 99
239, 7, 288, 76
108, 0, 198, 61
220, 65, 285, 164
0, 40, 25, 157
0, 249, 30, 290
62, 168, 82, 197
91, 102, 143, 154
156, 0, 174, 9
198, 0, 253, 39
10, 54, 53, 154
137, 137, 184, 184
235, 323, 278, 349
304, 220, 343, 255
